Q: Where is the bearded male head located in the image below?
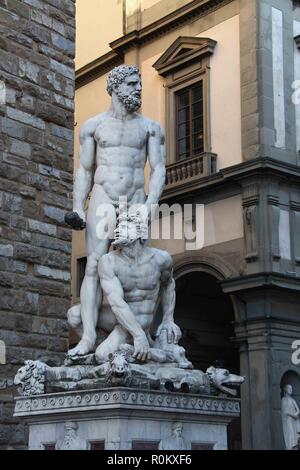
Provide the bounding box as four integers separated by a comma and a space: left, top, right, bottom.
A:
107, 65, 142, 112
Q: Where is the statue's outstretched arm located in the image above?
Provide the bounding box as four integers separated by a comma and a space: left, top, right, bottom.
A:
72, 119, 96, 222
146, 122, 166, 212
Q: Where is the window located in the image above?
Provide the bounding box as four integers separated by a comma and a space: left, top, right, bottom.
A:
153, 36, 217, 167
76, 256, 87, 297
192, 442, 214, 450
176, 82, 204, 160
90, 440, 105, 450
132, 440, 159, 450
43, 443, 55, 450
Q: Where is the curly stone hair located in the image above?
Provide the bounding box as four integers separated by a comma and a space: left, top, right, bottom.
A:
106, 65, 141, 96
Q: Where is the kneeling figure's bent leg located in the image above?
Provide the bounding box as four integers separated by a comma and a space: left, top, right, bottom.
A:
95, 325, 130, 363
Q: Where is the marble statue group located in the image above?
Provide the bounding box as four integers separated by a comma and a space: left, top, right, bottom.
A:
14, 65, 244, 409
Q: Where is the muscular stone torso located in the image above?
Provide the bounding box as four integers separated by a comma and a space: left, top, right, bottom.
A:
105, 249, 163, 332
93, 113, 149, 203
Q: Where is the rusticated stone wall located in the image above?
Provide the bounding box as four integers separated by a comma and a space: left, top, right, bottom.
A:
0, 0, 75, 449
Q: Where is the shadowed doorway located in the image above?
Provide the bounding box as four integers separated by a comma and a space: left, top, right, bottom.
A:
174, 270, 241, 450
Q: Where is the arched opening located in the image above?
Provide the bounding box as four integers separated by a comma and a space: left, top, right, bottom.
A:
174, 269, 241, 449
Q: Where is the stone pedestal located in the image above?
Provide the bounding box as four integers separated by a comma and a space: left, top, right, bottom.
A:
14, 388, 240, 450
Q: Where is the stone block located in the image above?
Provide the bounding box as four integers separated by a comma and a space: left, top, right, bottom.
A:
22, 200, 40, 219
34, 265, 71, 282
38, 164, 61, 179
18, 59, 40, 84
50, 58, 74, 80
9, 138, 31, 158
43, 204, 66, 223
35, 100, 73, 127
32, 233, 71, 254
38, 295, 69, 319
23, 0, 49, 12
0, 244, 13, 257
50, 123, 73, 141
14, 243, 44, 263
3, 117, 24, 139
6, 0, 30, 19
56, 227, 71, 242
51, 32, 75, 57
2, 152, 27, 168
28, 219, 56, 236
22, 22, 51, 45
1, 192, 22, 213
6, 106, 45, 130
0, 288, 39, 314
44, 250, 70, 270
0, 24, 33, 49
1, 226, 31, 244
0, 50, 19, 75
52, 92, 74, 111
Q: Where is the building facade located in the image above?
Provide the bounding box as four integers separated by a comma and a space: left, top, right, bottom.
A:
73, 0, 300, 450
0, 0, 76, 449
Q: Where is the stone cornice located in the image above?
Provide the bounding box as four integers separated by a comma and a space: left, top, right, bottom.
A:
75, 51, 123, 90
221, 272, 300, 295
14, 387, 240, 418
110, 0, 233, 54
161, 157, 300, 201
75, 0, 233, 90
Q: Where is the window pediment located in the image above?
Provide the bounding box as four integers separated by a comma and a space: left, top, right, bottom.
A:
153, 36, 217, 77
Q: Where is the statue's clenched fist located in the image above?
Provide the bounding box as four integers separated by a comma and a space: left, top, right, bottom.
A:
65, 211, 86, 231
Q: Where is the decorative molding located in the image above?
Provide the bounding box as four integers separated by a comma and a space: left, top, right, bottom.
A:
221, 272, 300, 295
75, 0, 231, 89
242, 185, 260, 207
75, 51, 124, 90
295, 35, 300, 50
173, 254, 238, 281
290, 201, 300, 212
161, 157, 300, 202
153, 36, 217, 76
110, 0, 233, 54
267, 195, 279, 206
14, 387, 240, 418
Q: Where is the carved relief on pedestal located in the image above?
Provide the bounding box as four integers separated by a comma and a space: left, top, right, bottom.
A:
55, 422, 91, 451
159, 423, 191, 450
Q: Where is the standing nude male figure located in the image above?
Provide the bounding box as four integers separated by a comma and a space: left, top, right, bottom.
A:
65, 66, 166, 356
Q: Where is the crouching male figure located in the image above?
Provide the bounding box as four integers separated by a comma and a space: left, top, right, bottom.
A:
95, 215, 181, 363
